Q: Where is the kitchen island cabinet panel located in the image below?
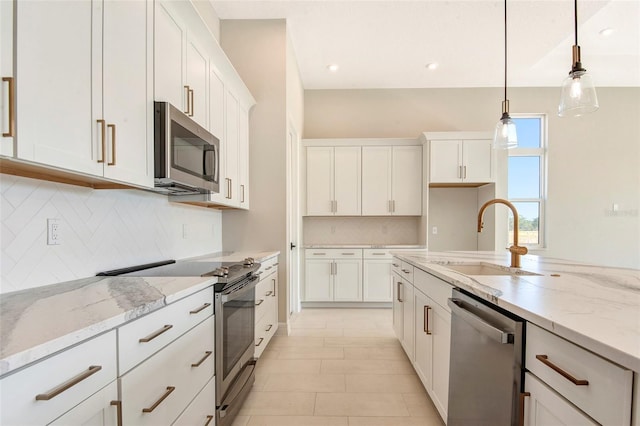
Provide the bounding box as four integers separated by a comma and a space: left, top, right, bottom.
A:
49, 381, 119, 426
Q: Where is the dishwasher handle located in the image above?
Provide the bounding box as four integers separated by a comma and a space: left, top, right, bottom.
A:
448, 298, 513, 344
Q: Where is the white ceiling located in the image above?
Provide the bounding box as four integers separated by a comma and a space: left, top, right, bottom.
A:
211, 0, 640, 89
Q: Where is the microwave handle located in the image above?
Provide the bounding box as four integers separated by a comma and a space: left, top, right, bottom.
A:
202, 146, 217, 179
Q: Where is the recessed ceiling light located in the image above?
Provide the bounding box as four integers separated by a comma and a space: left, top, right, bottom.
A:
327, 64, 339, 72
599, 27, 614, 37
426, 63, 439, 71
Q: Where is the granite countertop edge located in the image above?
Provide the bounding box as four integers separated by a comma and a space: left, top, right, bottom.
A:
390, 250, 640, 372
0, 250, 280, 377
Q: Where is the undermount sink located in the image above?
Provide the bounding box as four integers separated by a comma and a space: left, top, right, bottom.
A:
444, 263, 541, 276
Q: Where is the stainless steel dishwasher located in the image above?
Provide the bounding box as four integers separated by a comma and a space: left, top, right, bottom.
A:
447, 288, 524, 426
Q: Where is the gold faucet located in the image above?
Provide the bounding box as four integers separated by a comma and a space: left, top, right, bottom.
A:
477, 198, 528, 268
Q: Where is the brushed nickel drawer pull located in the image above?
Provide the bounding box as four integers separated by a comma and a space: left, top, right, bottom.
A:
272, 278, 276, 296
35, 365, 102, 401
265, 291, 273, 297
189, 302, 211, 314
142, 386, 175, 413
313, 252, 326, 255
255, 299, 264, 306
191, 351, 213, 367
402, 269, 411, 274
265, 266, 272, 270
204, 415, 214, 426
107, 123, 116, 165
139, 324, 173, 343
373, 253, 386, 255
424, 305, 432, 335
110, 400, 123, 426
266, 324, 273, 331
255, 337, 264, 347
273, 263, 279, 266
392, 263, 400, 267
397, 282, 403, 302
341, 253, 355, 255
535, 354, 589, 386
2, 77, 15, 137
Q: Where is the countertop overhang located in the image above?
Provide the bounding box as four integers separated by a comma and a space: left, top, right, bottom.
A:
390, 250, 640, 372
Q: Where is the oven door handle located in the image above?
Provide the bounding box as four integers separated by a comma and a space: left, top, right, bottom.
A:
220, 276, 259, 303
218, 359, 257, 418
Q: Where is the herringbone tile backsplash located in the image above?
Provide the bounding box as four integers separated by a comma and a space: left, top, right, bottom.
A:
0, 175, 222, 294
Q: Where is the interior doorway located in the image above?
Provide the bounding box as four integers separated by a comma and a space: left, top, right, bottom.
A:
287, 121, 301, 316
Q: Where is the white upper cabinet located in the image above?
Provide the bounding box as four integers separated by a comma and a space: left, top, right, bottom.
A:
13, 0, 153, 187
224, 89, 240, 206
362, 145, 422, 215
306, 146, 361, 216
1, 0, 14, 157
429, 138, 493, 184
185, 39, 208, 128
239, 104, 250, 209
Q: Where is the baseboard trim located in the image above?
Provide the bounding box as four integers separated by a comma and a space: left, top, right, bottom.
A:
301, 302, 392, 309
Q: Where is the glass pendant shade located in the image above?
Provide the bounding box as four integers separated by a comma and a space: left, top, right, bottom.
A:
493, 113, 518, 149
558, 69, 599, 117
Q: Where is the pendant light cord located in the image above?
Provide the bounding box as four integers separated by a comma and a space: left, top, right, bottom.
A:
574, 0, 578, 46
504, 0, 508, 102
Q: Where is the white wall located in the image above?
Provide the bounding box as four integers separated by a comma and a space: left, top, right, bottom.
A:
304, 87, 640, 269
0, 175, 223, 294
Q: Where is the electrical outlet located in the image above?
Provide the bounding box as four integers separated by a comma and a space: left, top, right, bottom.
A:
47, 218, 61, 245
432, 226, 438, 235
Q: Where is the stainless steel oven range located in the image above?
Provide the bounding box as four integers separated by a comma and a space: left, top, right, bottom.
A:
98, 256, 261, 426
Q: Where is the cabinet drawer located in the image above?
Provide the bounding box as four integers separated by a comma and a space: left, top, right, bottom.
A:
257, 256, 278, 276
49, 381, 118, 426
399, 261, 414, 283
255, 302, 277, 358
118, 286, 213, 374
305, 249, 362, 259
414, 268, 452, 311
391, 257, 402, 275
363, 249, 392, 259
172, 375, 216, 426
1, 331, 117, 426
120, 315, 215, 426
526, 323, 632, 426
255, 272, 277, 323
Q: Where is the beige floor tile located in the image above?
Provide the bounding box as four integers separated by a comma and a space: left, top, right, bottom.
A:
290, 328, 344, 337
348, 416, 444, 426
324, 336, 400, 347
342, 328, 396, 337
238, 391, 316, 416
314, 392, 409, 416
246, 416, 348, 426
257, 349, 279, 360
268, 335, 325, 348
290, 320, 328, 329
346, 374, 426, 393
276, 346, 344, 360
253, 371, 269, 391
321, 359, 414, 375
343, 346, 408, 360
263, 373, 345, 392
403, 393, 442, 417
231, 415, 250, 426
257, 359, 322, 374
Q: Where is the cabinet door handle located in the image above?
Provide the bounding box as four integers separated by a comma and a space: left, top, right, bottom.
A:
458, 165, 462, 179
402, 269, 411, 274
392, 263, 400, 267
388, 200, 392, 213
183, 85, 190, 115
519, 392, 530, 426
397, 282, 403, 302
2, 77, 15, 137
463, 165, 467, 179
189, 89, 194, 117
272, 278, 276, 296
341, 253, 355, 255
142, 386, 175, 413
107, 124, 116, 166
255, 337, 264, 347
266, 324, 273, 331
96, 119, 106, 163
139, 324, 173, 343
229, 178, 232, 199
265, 290, 273, 297
204, 415, 214, 426
373, 253, 386, 255
392, 200, 396, 213
35, 365, 102, 400
110, 400, 123, 426
189, 302, 211, 315
313, 252, 326, 255
265, 266, 272, 270
535, 354, 589, 385
191, 351, 213, 367
424, 305, 432, 335
255, 299, 264, 306
241, 184, 245, 203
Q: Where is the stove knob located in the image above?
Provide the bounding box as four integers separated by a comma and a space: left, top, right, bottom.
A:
243, 257, 254, 266
212, 268, 225, 277
222, 267, 230, 275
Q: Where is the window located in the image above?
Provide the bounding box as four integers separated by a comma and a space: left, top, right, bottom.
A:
508, 115, 547, 248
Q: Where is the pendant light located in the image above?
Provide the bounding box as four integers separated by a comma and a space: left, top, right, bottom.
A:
493, 0, 517, 149
558, 0, 599, 117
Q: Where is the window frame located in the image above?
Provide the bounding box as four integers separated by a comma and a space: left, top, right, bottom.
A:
508, 114, 547, 249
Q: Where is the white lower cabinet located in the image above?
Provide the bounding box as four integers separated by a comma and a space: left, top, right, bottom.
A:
0, 331, 117, 426
304, 249, 362, 302
392, 277, 404, 341
363, 259, 393, 302
172, 375, 216, 426
120, 315, 215, 426
255, 256, 279, 357
524, 372, 597, 426
49, 381, 119, 426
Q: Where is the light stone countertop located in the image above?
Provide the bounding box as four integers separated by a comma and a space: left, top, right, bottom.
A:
304, 245, 426, 249
0, 250, 280, 377
391, 250, 640, 372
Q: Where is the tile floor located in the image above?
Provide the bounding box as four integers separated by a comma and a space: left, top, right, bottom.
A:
232, 308, 445, 426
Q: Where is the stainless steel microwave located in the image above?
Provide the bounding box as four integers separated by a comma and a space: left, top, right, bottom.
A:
154, 102, 220, 195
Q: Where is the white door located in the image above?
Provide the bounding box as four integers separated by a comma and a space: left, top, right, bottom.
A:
333, 259, 362, 301
413, 290, 433, 390
288, 125, 301, 314
154, 1, 185, 110
524, 373, 598, 426
392, 146, 422, 215
401, 281, 415, 359
101, 0, 152, 187
0, 0, 13, 156
431, 301, 451, 418
185, 38, 208, 128
363, 260, 393, 302
304, 260, 332, 301
333, 146, 361, 215
306, 146, 334, 215
16, 1, 101, 175
224, 89, 240, 205
362, 146, 392, 215
392, 277, 403, 341
463, 139, 493, 183
429, 140, 462, 183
